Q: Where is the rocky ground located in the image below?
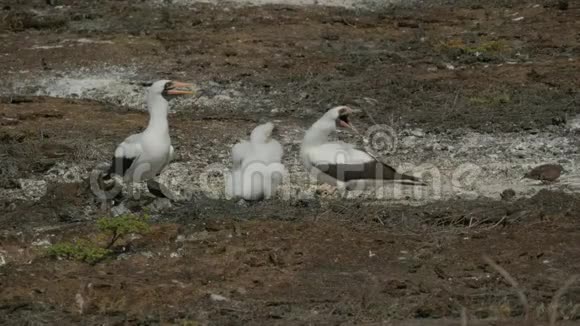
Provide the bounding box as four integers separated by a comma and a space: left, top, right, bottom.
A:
1, 0, 580, 325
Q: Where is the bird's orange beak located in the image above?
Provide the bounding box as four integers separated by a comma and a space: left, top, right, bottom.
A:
167, 81, 195, 95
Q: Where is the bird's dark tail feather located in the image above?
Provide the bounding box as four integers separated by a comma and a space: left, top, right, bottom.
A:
147, 180, 169, 199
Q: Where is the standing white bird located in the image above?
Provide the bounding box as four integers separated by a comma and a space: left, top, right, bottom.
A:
301, 106, 424, 191
226, 122, 286, 201
102, 80, 194, 199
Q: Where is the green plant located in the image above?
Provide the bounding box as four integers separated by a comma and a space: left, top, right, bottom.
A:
437, 39, 508, 56
97, 214, 151, 249
46, 214, 151, 264
46, 240, 111, 264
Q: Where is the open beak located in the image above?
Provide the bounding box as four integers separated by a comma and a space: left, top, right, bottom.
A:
338, 107, 357, 132
338, 119, 352, 129
270, 125, 280, 139
167, 81, 195, 95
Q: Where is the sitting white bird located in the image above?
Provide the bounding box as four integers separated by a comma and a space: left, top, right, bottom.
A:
226, 122, 287, 201
301, 106, 424, 191
101, 80, 194, 199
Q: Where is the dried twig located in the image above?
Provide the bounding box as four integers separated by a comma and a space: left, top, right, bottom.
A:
485, 215, 507, 230
483, 255, 530, 320
549, 274, 580, 326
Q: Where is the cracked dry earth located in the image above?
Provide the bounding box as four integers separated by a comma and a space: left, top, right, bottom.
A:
1, 0, 580, 325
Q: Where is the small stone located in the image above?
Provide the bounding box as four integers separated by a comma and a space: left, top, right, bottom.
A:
401, 136, 417, 148
214, 95, 232, 102
146, 198, 172, 212
6, 202, 16, 211
236, 199, 249, 207
236, 287, 247, 295
111, 203, 131, 217
179, 231, 210, 242
552, 116, 566, 126
117, 253, 130, 260
500, 189, 516, 201
524, 164, 563, 182
210, 293, 229, 302
141, 251, 154, 259
32, 239, 52, 247
175, 235, 186, 242
410, 129, 425, 137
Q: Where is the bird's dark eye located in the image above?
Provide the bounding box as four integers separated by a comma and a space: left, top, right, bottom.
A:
164, 82, 174, 90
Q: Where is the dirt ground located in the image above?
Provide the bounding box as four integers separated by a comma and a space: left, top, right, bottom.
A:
1, 0, 580, 325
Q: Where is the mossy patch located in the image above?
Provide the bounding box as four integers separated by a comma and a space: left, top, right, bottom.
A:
469, 93, 511, 106
46, 240, 111, 264
436, 39, 510, 63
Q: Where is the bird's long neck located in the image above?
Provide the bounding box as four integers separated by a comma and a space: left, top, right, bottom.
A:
145, 94, 169, 134
303, 118, 335, 148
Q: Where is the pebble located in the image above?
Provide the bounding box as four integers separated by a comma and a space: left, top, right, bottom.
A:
500, 189, 516, 201
210, 293, 229, 302
31, 239, 52, 247
111, 203, 131, 217
410, 129, 425, 137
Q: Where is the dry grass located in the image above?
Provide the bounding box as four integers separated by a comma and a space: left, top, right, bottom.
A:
549, 275, 580, 326
463, 256, 580, 325
483, 255, 531, 320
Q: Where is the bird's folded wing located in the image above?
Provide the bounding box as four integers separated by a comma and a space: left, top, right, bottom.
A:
250, 140, 284, 165
265, 140, 284, 163
108, 134, 143, 176
232, 140, 252, 169
315, 160, 399, 182
307, 143, 403, 182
